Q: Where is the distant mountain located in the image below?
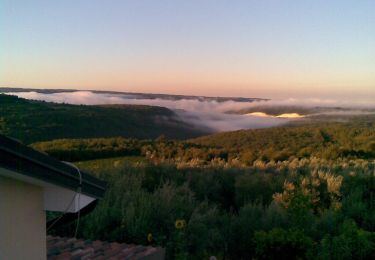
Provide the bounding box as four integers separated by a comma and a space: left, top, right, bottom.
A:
0, 94, 209, 144
0, 87, 267, 103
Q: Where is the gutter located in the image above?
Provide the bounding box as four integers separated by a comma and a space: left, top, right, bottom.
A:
0, 134, 106, 199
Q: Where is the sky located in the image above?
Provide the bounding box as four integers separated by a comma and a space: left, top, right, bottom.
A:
1, 0, 374, 99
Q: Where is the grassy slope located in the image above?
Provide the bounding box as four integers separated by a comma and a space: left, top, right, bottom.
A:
0, 94, 208, 143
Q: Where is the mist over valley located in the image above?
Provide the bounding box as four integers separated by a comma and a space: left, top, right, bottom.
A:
3, 88, 374, 133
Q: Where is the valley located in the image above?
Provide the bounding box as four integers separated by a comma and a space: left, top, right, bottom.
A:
1, 91, 375, 259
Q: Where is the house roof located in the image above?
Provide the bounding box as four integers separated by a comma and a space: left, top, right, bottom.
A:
47, 236, 165, 260
0, 134, 106, 199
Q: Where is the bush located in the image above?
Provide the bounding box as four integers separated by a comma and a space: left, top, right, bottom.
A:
254, 228, 314, 259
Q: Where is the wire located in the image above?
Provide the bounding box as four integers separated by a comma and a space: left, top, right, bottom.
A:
46, 161, 82, 238
46, 192, 77, 232
65, 161, 82, 238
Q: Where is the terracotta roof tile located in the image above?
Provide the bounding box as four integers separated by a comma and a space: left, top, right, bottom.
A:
47, 236, 165, 260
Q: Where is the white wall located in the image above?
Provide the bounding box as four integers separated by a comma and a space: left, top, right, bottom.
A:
0, 175, 46, 260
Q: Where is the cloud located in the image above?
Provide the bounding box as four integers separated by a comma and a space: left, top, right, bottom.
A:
6, 91, 126, 105
4, 90, 375, 132
7, 91, 375, 111
175, 110, 286, 132
5, 91, 292, 131
240, 97, 375, 109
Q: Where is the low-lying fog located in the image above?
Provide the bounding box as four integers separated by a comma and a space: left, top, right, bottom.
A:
4, 91, 375, 132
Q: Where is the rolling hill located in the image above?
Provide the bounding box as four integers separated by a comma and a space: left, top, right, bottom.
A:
189, 122, 375, 161
0, 94, 209, 144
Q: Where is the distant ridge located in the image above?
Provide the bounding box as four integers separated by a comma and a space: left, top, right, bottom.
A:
0, 87, 268, 103
0, 93, 209, 144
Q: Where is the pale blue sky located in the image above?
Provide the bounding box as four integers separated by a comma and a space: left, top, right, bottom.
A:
1, 0, 374, 98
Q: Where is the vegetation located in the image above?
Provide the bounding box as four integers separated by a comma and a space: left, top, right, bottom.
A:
5, 93, 375, 258
40, 122, 375, 259
0, 94, 206, 143
47, 156, 375, 259
31, 137, 151, 161
33, 123, 375, 164
190, 123, 375, 162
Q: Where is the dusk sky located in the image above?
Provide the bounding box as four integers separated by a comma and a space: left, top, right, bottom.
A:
1, 0, 374, 98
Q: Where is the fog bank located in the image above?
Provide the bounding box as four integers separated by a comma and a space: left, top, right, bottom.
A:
5, 91, 374, 132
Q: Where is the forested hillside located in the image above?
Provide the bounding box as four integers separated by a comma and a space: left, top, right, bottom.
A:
0, 94, 207, 143
190, 123, 375, 162
47, 147, 375, 259
32, 122, 375, 164
5, 92, 375, 259
26, 115, 375, 259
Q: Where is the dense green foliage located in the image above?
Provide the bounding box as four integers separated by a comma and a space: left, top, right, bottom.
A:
40, 122, 375, 259
33, 123, 375, 164
190, 124, 375, 162
31, 137, 151, 161
50, 156, 375, 259
0, 94, 206, 143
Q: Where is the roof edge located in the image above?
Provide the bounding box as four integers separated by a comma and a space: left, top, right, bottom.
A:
0, 134, 106, 199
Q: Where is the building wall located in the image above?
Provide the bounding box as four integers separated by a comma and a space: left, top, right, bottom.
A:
0, 175, 46, 260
